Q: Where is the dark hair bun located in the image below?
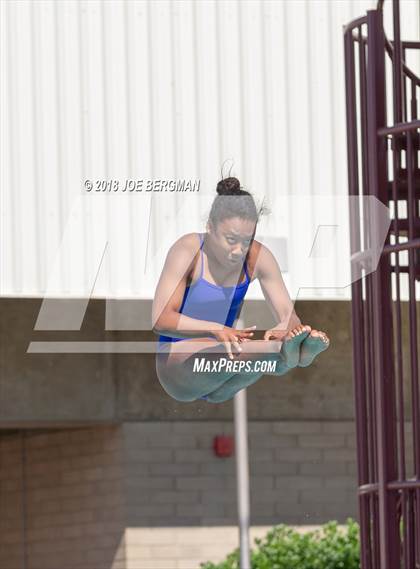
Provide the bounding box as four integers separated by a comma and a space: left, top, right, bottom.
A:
216, 177, 242, 196
209, 174, 268, 226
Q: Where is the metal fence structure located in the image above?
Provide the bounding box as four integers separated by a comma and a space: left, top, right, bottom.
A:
344, 1, 420, 568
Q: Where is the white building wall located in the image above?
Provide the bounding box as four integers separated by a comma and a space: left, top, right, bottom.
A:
1, 0, 419, 301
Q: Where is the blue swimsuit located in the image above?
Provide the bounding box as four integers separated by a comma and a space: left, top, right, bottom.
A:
157, 233, 251, 399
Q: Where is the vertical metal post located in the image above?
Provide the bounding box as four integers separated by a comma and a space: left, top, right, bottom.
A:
234, 387, 251, 569
392, 0, 403, 124
366, 9, 401, 569
343, 23, 372, 569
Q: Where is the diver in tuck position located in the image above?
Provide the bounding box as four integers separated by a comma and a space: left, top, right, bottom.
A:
153, 177, 330, 403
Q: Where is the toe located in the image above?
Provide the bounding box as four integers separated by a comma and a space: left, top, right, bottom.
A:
317, 330, 329, 343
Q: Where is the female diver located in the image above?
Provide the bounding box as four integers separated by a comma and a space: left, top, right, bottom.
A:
152, 177, 330, 403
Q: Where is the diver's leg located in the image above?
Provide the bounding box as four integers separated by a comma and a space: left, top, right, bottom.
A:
156, 338, 286, 402
156, 346, 242, 402
156, 326, 310, 402
204, 357, 292, 403
204, 371, 263, 403
202, 327, 313, 402
161, 324, 310, 367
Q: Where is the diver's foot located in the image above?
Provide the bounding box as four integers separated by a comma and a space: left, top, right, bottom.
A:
298, 329, 330, 367
279, 325, 312, 368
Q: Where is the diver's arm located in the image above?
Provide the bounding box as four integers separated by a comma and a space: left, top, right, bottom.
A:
152, 235, 226, 339
254, 242, 301, 335
154, 314, 224, 340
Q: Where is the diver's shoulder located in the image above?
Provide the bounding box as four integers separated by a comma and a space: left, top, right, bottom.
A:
248, 238, 266, 258
173, 232, 202, 250
167, 233, 202, 259
247, 239, 274, 278
246, 239, 264, 280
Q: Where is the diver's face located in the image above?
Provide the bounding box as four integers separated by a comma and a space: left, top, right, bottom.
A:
208, 217, 256, 267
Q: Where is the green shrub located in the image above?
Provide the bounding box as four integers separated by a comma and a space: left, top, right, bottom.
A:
200, 518, 360, 569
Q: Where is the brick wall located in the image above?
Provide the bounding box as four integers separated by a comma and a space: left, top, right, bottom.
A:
0, 427, 126, 569
0, 419, 387, 568
122, 421, 359, 528
122, 420, 360, 568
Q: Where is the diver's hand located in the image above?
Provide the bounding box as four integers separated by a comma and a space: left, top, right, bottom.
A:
211, 325, 256, 360
263, 328, 288, 341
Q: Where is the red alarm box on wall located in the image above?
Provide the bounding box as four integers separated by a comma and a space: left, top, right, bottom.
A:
213, 435, 234, 457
